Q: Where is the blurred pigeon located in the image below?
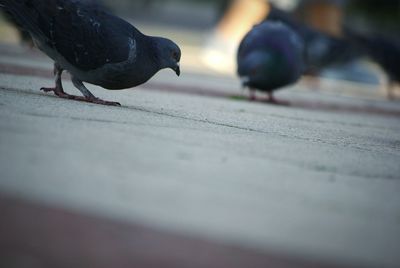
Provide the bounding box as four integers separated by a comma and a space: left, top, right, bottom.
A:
266, 5, 360, 76
237, 21, 304, 103
344, 27, 400, 98
0, 0, 181, 106
1, 10, 33, 46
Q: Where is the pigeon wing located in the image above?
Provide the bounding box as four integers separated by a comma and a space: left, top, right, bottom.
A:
2, 0, 139, 71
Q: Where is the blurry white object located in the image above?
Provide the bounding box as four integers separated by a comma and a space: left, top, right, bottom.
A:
202, 0, 268, 75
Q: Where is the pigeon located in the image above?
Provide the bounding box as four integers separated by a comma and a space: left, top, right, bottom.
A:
237, 21, 304, 102
266, 5, 360, 76
0, 0, 181, 106
344, 27, 400, 98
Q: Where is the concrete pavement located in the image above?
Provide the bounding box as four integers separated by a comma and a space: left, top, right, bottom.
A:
0, 43, 400, 268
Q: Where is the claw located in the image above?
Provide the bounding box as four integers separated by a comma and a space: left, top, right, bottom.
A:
265, 93, 289, 106
41, 64, 120, 106
41, 87, 120, 106
40, 87, 70, 98
87, 97, 121, 106
40, 87, 55, 93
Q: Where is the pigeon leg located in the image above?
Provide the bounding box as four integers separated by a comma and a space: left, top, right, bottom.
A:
40, 63, 71, 98
265, 92, 289, 106
249, 88, 256, 101
40, 63, 88, 101
387, 80, 396, 100
267, 92, 277, 103
71, 77, 121, 106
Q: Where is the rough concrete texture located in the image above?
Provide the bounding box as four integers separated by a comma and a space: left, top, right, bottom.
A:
0, 44, 400, 268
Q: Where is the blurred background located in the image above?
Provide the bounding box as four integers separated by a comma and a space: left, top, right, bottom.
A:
1, 0, 399, 98
1, 1, 400, 268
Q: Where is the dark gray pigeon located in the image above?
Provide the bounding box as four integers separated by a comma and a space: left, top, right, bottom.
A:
344, 27, 400, 98
0, 0, 181, 106
266, 5, 360, 77
237, 21, 304, 103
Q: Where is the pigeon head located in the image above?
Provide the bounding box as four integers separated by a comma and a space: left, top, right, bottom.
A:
154, 37, 181, 76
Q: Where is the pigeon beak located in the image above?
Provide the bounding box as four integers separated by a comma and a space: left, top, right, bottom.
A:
174, 62, 181, 76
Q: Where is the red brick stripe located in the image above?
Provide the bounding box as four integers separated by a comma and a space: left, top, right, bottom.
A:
0, 195, 350, 268
0, 63, 399, 117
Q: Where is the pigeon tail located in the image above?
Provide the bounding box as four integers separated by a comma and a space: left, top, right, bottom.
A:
0, 0, 50, 44
0, 0, 13, 9
342, 26, 369, 45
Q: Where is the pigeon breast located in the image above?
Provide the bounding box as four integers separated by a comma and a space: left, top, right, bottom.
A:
237, 21, 304, 92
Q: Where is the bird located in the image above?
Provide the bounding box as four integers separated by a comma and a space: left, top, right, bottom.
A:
344, 27, 400, 99
0, 0, 181, 106
266, 5, 360, 77
237, 21, 304, 103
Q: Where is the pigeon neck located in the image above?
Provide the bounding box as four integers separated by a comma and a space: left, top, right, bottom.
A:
146, 36, 162, 66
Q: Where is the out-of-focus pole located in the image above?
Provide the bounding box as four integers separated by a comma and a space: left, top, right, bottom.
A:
202, 0, 268, 75
296, 1, 344, 36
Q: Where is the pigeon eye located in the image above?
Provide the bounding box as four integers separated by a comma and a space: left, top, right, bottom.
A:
172, 51, 179, 60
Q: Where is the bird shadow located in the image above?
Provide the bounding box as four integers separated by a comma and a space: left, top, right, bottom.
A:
229, 95, 291, 106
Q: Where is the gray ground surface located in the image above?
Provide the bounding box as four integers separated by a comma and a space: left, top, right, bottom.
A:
0, 44, 400, 268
